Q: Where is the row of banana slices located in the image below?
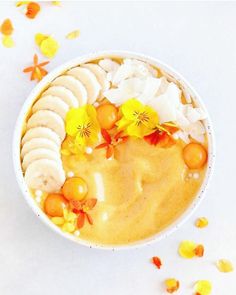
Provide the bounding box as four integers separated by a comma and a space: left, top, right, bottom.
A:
22, 62, 110, 193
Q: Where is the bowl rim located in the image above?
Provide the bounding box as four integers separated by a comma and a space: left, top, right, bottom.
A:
13, 50, 216, 250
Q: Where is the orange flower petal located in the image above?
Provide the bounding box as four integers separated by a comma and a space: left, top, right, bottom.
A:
106, 145, 114, 159
77, 212, 85, 229
194, 244, 204, 257
95, 143, 109, 149
25, 2, 41, 19
152, 256, 162, 269
1, 19, 14, 35
86, 213, 93, 225
23, 67, 34, 73
84, 198, 97, 210
165, 278, 180, 293
101, 128, 111, 144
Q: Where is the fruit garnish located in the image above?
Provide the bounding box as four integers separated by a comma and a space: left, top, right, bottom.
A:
96, 103, 118, 130
216, 259, 234, 273
23, 54, 49, 82
65, 105, 100, 147
116, 98, 159, 138
62, 177, 88, 201
25, 2, 41, 19
95, 129, 128, 159
183, 142, 207, 169
165, 278, 180, 293
152, 256, 162, 269
1, 19, 13, 36
195, 217, 208, 228
194, 280, 212, 295
66, 29, 80, 40
70, 198, 97, 229
44, 193, 68, 217
178, 240, 204, 259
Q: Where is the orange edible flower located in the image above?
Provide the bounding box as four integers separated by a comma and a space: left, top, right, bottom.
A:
144, 129, 175, 147
195, 217, 208, 228
152, 256, 162, 269
1, 19, 13, 35
23, 54, 49, 82
25, 2, 40, 19
165, 278, 180, 293
95, 129, 128, 159
194, 244, 204, 257
70, 198, 97, 229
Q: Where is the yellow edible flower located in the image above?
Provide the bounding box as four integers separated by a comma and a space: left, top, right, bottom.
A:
195, 217, 208, 228
116, 98, 158, 138
35, 33, 59, 58
65, 105, 100, 147
194, 280, 212, 295
216, 259, 234, 273
66, 29, 80, 40
51, 209, 77, 233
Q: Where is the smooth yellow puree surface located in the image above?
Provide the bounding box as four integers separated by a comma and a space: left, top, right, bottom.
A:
62, 138, 206, 245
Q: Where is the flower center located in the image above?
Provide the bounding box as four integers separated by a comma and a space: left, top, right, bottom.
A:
77, 122, 92, 138
134, 111, 149, 126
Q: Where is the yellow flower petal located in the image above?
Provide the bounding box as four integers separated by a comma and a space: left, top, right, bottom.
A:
62, 222, 76, 233
51, 217, 65, 225
165, 278, 180, 293
66, 106, 100, 147
52, 1, 61, 5
216, 259, 234, 273
2, 35, 14, 48
178, 240, 196, 259
195, 217, 208, 228
194, 280, 212, 295
40, 36, 59, 58
116, 116, 131, 131
16, 1, 29, 7
66, 29, 80, 40
35, 33, 48, 46
67, 212, 77, 222
121, 98, 143, 121
126, 122, 151, 138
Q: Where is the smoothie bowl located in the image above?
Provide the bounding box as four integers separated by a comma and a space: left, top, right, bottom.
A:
13, 51, 215, 249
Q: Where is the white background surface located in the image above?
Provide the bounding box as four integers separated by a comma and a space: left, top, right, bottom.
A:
0, 1, 235, 294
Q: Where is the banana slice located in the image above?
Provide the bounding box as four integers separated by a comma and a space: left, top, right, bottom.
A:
67, 67, 101, 104
25, 159, 65, 193
32, 95, 69, 120
22, 127, 61, 146
51, 75, 87, 106
82, 63, 110, 97
22, 148, 61, 171
43, 86, 79, 108
21, 138, 59, 158
27, 110, 65, 141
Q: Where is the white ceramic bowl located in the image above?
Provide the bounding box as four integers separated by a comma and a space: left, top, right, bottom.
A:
13, 51, 215, 250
